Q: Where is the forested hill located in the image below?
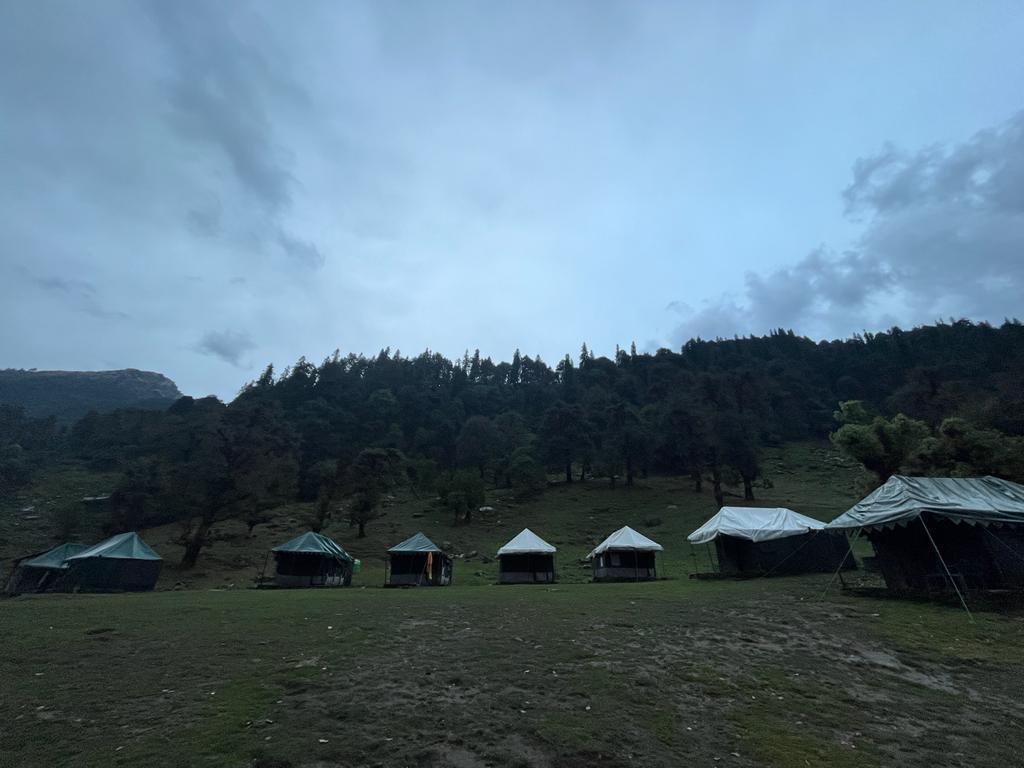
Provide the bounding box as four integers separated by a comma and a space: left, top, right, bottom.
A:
8, 319, 1024, 568
0, 369, 181, 423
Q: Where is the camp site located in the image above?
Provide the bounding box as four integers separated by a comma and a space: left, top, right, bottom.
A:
5, 3, 1024, 766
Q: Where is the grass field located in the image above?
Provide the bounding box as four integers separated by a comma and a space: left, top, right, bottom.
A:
3, 579, 1023, 768
4, 442, 1023, 767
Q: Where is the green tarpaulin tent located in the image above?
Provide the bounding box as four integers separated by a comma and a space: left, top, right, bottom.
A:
386, 532, 451, 586
269, 531, 355, 587
273, 531, 353, 561
22, 543, 89, 569
67, 532, 163, 562
388, 532, 444, 553
63, 532, 162, 592
826, 475, 1024, 530
5, 543, 89, 594
827, 476, 1024, 598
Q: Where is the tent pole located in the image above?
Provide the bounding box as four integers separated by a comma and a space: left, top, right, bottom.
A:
257, 551, 270, 588
920, 515, 973, 622
821, 528, 861, 599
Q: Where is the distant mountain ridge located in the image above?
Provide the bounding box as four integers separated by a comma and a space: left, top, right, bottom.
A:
0, 368, 182, 423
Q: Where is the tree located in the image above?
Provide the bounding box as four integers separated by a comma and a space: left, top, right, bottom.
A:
508, 447, 547, 499
437, 469, 486, 524
342, 448, 405, 537
831, 402, 931, 483
599, 401, 652, 487
539, 402, 591, 483
910, 418, 1024, 480
657, 400, 709, 493
456, 415, 500, 479
161, 399, 300, 568
716, 412, 761, 501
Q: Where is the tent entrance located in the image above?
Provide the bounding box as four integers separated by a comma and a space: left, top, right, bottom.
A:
498, 553, 555, 584
386, 552, 452, 586
592, 549, 657, 582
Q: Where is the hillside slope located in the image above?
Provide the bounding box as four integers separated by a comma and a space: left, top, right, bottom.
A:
1, 442, 870, 589
0, 368, 181, 422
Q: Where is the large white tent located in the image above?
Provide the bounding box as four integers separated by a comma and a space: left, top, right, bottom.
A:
688, 507, 825, 545
588, 526, 663, 559
589, 526, 663, 582
497, 528, 556, 556
497, 528, 556, 584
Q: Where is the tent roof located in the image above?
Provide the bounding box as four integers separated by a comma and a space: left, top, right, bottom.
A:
272, 531, 352, 562
588, 526, 663, 558
827, 475, 1024, 531
20, 543, 89, 569
66, 532, 162, 562
497, 528, 556, 556
688, 506, 825, 544
388, 532, 444, 554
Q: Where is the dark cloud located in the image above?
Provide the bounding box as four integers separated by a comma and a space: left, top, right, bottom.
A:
671, 110, 1024, 343
195, 330, 257, 367
33, 275, 130, 321
149, 2, 322, 268
186, 204, 222, 238
276, 231, 325, 270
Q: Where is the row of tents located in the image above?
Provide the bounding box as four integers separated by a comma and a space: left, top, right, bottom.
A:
8, 475, 1024, 596
260, 525, 664, 588
252, 474, 1024, 594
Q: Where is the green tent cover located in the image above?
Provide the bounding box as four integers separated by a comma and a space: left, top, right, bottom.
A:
20, 543, 89, 569
66, 532, 162, 562
827, 475, 1024, 531
272, 531, 352, 562
388, 532, 444, 554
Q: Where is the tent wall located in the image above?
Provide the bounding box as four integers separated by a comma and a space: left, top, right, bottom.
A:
5, 565, 64, 595
592, 549, 657, 582
62, 558, 161, 592
867, 518, 1024, 592
273, 552, 351, 587
386, 553, 452, 586
498, 553, 555, 584
713, 531, 855, 576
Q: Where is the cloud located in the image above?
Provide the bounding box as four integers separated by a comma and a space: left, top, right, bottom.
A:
195, 330, 257, 367
671, 110, 1024, 343
33, 275, 130, 321
148, 2, 322, 269
276, 231, 325, 270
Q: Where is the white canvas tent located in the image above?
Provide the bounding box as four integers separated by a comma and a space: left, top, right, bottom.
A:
497, 529, 556, 583
688, 507, 825, 544
688, 507, 851, 578
589, 526, 663, 558
589, 526, 662, 581
497, 528, 556, 556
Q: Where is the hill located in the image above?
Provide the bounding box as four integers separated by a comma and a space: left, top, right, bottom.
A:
0, 368, 182, 423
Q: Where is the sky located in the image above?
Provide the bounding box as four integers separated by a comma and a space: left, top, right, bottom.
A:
2, 1, 1023, 400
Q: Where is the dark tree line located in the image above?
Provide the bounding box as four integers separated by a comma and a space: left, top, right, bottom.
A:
49, 319, 1024, 566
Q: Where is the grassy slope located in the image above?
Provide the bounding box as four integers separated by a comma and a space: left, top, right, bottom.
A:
2, 442, 871, 589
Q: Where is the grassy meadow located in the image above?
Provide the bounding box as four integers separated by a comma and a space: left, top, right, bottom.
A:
3, 442, 1024, 767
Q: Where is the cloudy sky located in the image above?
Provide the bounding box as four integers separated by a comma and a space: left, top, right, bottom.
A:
2, 1, 1023, 399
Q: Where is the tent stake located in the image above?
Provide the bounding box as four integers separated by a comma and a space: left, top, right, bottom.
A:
920, 515, 973, 622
